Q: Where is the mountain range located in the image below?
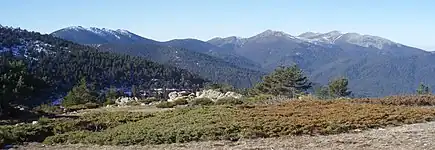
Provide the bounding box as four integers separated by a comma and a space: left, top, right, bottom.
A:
52, 26, 435, 97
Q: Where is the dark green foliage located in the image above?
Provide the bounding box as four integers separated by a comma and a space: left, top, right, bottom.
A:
328, 77, 352, 98
204, 83, 235, 93
156, 102, 176, 108
0, 58, 47, 117
314, 86, 330, 100
215, 98, 244, 105
0, 111, 152, 146
416, 83, 430, 95
254, 65, 312, 97
190, 98, 214, 106
62, 78, 98, 107
104, 86, 119, 105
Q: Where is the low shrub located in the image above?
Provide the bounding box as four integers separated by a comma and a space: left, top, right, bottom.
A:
139, 97, 161, 104
66, 102, 100, 112
125, 101, 141, 106
244, 94, 274, 103
42, 100, 435, 145
0, 111, 152, 147
215, 98, 244, 105
33, 104, 63, 115
156, 102, 176, 108
190, 98, 214, 106
103, 99, 116, 106
352, 95, 435, 106
0, 124, 53, 147
173, 98, 189, 105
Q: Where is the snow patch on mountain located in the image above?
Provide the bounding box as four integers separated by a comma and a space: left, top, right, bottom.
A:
62, 26, 138, 40
297, 31, 400, 49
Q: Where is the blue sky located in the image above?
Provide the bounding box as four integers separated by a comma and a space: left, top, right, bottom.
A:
1, 0, 434, 50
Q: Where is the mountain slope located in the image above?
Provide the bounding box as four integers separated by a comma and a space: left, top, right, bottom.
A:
162, 39, 262, 70
52, 27, 265, 88
208, 30, 434, 97
96, 43, 264, 88
0, 25, 207, 103
51, 26, 158, 45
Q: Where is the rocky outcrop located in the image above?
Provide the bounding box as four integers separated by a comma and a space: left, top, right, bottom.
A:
168, 91, 194, 102
115, 97, 139, 105
168, 90, 243, 102
196, 89, 243, 101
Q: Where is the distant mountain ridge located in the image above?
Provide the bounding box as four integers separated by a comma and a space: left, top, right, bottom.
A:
52, 26, 435, 97
52, 26, 265, 88
207, 29, 434, 97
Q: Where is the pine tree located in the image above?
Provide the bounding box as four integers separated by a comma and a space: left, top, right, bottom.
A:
328, 77, 352, 98
315, 86, 330, 99
62, 77, 97, 107
254, 65, 311, 97
104, 86, 118, 105
416, 83, 430, 95
0, 59, 46, 116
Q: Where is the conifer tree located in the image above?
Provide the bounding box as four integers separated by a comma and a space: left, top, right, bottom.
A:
416, 83, 430, 95
328, 77, 351, 98
254, 65, 311, 97
62, 77, 97, 107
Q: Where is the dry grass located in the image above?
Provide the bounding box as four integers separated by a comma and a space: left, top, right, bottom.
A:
352, 95, 435, 106
43, 100, 435, 145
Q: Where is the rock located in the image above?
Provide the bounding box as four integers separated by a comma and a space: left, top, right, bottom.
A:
168, 92, 179, 102
197, 89, 243, 101
178, 91, 189, 96
32, 121, 38, 125
196, 89, 224, 101
168, 91, 193, 102
15, 123, 25, 126
140, 103, 146, 106
115, 97, 138, 105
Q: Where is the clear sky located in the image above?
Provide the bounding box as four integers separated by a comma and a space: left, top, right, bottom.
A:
1, 0, 434, 50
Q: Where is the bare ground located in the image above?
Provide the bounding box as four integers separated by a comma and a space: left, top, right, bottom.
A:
13, 121, 435, 150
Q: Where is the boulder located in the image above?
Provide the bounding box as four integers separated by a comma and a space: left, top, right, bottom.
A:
168, 91, 193, 102
168, 91, 179, 101
197, 89, 243, 101
115, 97, 138, 105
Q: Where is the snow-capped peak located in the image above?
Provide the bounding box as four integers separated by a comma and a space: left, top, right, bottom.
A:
115, 29, 134, 37
297, 30, 399, 49
62, 26, 137, 40
253, 30, 298, 40
65, 26, 87, 31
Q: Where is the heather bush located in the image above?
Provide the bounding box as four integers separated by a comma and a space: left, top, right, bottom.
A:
156, 102, 176, 108
190, 98, 214, 106
43, 100, 435, 145
215, 97, 244, 105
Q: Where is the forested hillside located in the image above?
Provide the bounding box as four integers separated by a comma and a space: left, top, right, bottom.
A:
0, 26, 207, 104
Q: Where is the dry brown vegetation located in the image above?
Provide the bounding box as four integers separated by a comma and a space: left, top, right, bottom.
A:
352, 95, 435, 106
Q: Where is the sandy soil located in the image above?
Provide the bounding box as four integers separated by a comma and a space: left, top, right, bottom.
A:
13, 121, 435, 150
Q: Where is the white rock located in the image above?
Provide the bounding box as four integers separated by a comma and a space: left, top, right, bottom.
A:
32, 121, 38, 125
140, 103, 146, 106
197, 89, 242, 101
